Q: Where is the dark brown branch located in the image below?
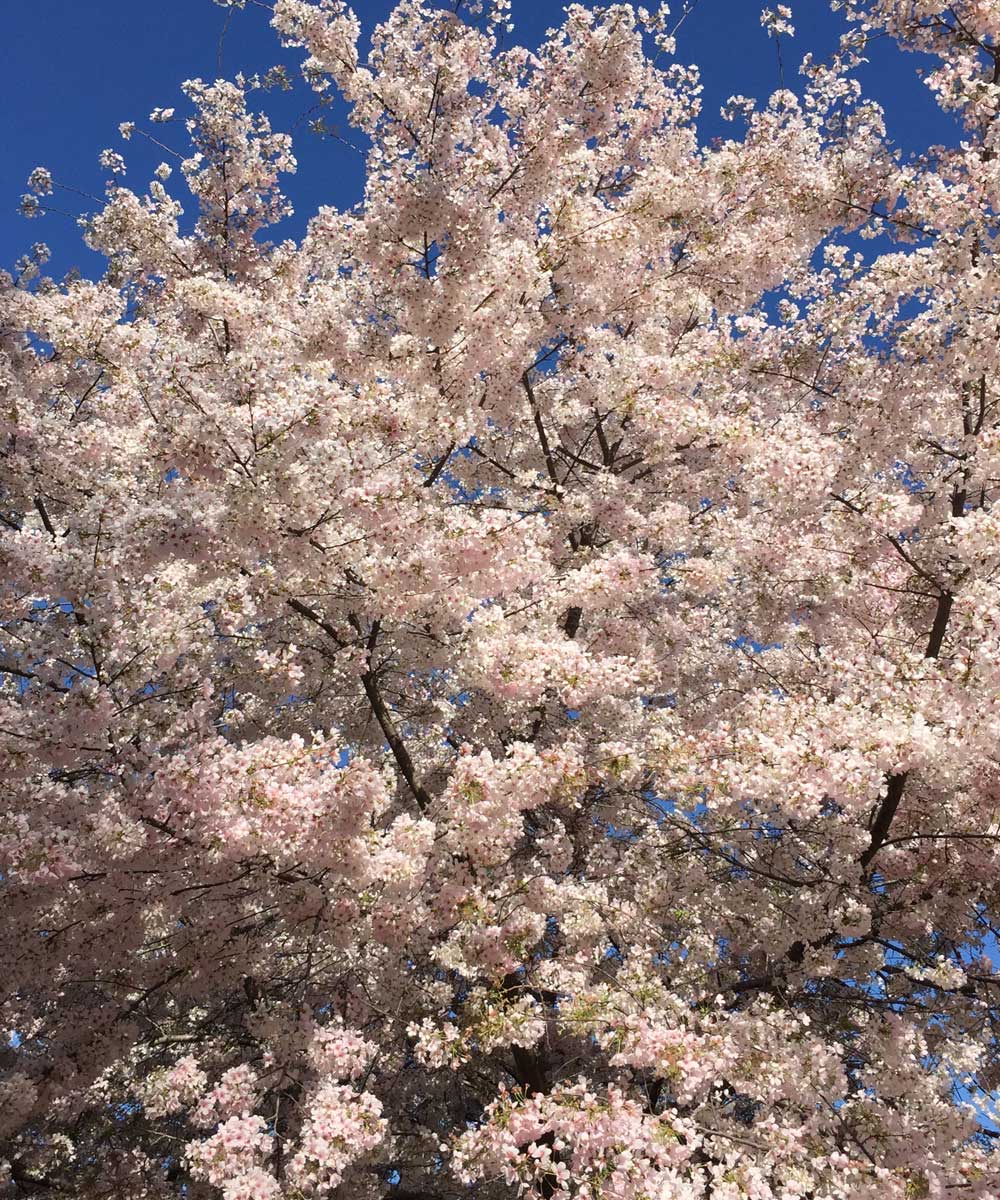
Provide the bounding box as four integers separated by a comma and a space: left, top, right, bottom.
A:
423, 443, 455, 487
858, 457, 960, 868
286, 597, 346, 647
563, 606, 582, 639
924, 589, 954, 659
523, 371, 562, 491
348, 614, 432, 812
287, 599, 430, 809
34, 496, 57, 538
859, 771, 909, 869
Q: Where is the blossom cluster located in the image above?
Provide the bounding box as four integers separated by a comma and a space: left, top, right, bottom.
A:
3, 0, 1000, 1197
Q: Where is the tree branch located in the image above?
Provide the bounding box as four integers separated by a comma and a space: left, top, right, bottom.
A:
348, 614, 432, 812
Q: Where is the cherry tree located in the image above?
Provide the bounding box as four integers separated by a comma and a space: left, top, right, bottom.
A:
3, 0, 1000, 1195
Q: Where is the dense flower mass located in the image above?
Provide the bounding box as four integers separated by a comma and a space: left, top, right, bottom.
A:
2, 0, 1000, 1195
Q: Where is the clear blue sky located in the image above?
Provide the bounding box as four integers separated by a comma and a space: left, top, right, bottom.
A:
1, 0, 957, 279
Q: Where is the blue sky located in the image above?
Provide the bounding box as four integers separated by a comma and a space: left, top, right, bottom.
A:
1, 0, 959, 280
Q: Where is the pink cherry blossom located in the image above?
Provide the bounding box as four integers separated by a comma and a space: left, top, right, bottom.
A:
2, 1, 1000, 1197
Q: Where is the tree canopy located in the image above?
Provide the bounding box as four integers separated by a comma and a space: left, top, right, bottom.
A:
3, 1, 1000, 1196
